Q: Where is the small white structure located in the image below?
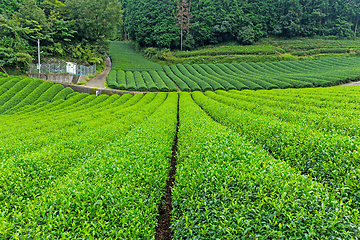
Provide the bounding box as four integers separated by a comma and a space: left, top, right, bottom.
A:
66, 62, 77, 75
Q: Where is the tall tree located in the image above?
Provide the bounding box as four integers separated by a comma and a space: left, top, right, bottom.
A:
63, 0, 123, 44
177, 0, 191, 50
0, 14, 32, 70
0, 0, 24, 16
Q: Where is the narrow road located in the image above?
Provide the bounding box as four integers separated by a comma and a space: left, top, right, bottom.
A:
338, 81, 360, 87
85, 57, 111, 89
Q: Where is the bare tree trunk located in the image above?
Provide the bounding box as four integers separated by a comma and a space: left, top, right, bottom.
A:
177, 0, 191, 51
355, 21, 358, 38
181, 25, 183, 51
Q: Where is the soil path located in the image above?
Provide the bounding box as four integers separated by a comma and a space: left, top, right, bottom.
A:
338, 81, 360, 87
155, 96, 180, 240
85, 57, 111, 89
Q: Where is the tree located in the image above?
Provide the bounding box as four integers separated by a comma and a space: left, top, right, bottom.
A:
177, 0, 191, 50
63, 0, 123, 44
15, 0, 49, 38
0, 0, 24, 16
40, 0, 65, 16
124, 0, 178, 48
0, 14, 32, 71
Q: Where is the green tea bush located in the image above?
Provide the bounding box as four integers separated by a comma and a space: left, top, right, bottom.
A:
149, 71, 169, 92
116, 70, 127, 90
142, 71, 159, 92
134, 71, 148, 91
192, 91, 360, 208
172, 92, 359, 239
157, 71, 178, 92
52, 87, 74, 102
125, 71, 137, 91
163, 66, 190, 91
106, 70, 118, 89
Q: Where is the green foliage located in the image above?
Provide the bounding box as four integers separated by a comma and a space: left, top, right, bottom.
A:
0, 89, 179, 238
172, 92, 359, 238
116, 70, 127, 90
237, 25, 255, 45
106, 70, 118, 89
122, 0, 360, 49
0, 0, 23, 16
124, 0, 178, 48
134, 71, 148, 91
193, 90, 360, 209
0, 74, 360, 237
1, 0, 123, 72
156, 57, 360, 92
110, 42, 162, 71
0, 15, 32, 71
63, 0, 123, 44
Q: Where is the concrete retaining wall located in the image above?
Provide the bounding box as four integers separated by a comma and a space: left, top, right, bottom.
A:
29, 74, 86, 84
60, 84, 150, 96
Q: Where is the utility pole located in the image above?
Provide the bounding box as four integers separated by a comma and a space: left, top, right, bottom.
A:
38, 39, 41, 74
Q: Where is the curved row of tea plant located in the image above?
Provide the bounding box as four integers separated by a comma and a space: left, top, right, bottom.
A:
171, 92, 359, 239
163, 57, 360, 91
0, 76, 74, 115
107, 69, 178, 92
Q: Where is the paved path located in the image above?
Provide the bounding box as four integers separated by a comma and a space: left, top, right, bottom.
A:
85, 58, 111, 89
338, 81, 360, 87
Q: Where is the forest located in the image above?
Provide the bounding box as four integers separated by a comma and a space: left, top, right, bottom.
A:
0, 0, 123, 71
122, 0, 360, 49
1, 0, 360, 71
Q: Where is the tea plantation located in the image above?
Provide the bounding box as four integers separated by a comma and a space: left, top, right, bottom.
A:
107, 41, 360, 92
0, 71, 360, 238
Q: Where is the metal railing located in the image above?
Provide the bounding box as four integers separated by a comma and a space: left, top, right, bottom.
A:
29, 63, 96, 76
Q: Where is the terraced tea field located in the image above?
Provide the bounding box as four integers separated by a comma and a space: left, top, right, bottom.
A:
1, 73, 360, 238
109, 42, 163, 72
107, 42, 360, 92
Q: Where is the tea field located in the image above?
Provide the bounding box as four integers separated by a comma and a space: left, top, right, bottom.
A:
0, 73, 360, 238
107, 42, 360, 92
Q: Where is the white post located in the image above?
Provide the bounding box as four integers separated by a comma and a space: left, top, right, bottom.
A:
38, 39, 41, 74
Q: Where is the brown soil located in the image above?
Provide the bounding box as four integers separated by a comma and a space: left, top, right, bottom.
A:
155, 96, 180, 240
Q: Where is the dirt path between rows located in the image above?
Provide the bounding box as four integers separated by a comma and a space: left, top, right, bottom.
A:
85, 58, 111, 89
155, 96, 180, 240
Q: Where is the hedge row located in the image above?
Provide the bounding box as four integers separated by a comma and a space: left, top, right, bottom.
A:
0, 79, 43, 114
157, 71, 178, 91
142, 71, 159, 92
116, 70, 127, 90
220, 89, 360, 137
107, 70, 118, 89
172, 92, 358, 239
176, 64, 213, 91
163, 66, 190, 91
169, 65, 201, 91
125, 71, 137, 91
52, 87, 74, 102
192, 91, 360, 208
149, 71, 169, 92
0, 78, 31, 107
0, 92, 178, 238
134, 71, 148, 91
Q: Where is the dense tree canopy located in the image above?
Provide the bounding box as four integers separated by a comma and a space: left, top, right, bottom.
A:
0, 0, 123, 71
1, 0, 360, 71
121, 0, 360, 49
